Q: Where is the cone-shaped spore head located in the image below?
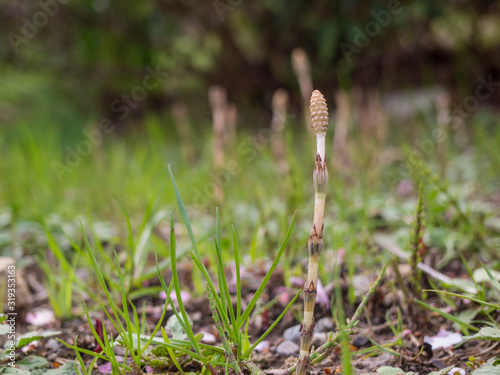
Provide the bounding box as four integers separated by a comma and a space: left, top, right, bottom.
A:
309, 90, 328, 134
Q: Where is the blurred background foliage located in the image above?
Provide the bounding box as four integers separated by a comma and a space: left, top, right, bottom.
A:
1, 0, 500, 130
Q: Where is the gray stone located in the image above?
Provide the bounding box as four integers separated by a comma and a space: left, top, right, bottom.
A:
201, 332, 216, 344
254, 340, 269, 352
276, 340, 299, 356
283, 324, 301, 344
355, 352, 394, 371
45, 338, 59, 350
315, 317, 334, 332
114, 346, 128, 355
352, 275, 371, 296
351, 334, 369, 348
312, 332, 328, 347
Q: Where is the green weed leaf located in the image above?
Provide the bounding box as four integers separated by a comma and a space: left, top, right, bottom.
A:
165, 314, 193, 341
376, 366, 416, 375
15, 331, 61, 349
464, 327, 500, 341
471, 357, 500, 374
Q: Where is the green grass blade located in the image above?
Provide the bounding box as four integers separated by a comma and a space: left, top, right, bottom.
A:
114, 194, 135, 254
137, 247, 190, 284
233, 227, 241, 321
114, 251, 135, 357
168, 165, 229, 330
168, 164, 205, 269
207, 282, 242, 374
168, 213, 202, 354
44, 228, 71, 272
242, 289, 301, 359
133, 209, 167, 281
416, 300, 479, 332
130, 302, 141, 363
81, 223, 129, 341
160, 327, 186, 375
482, 264, 500, 295
114, 194, 136, 274
100, 325, 118, 367
364, 336, 400, 357
88, 214, 114, 271
214, 237, 229, 325
238, 210, 297, 327
58, 338, 109, 361
190, 252, 232, 331
214, 210, 237, 342
154, 341, 210, 365
74, 350, 87, 375
137, 259, 170, 355
84, 306, 116, 364
215, 209, 228, 319
232, 226, 242, 359
424, 289, 500, 310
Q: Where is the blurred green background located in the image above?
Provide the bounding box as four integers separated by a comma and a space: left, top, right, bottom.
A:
1, 0, 500, 261
2, 0, 499, 128
1, 0, 500, 342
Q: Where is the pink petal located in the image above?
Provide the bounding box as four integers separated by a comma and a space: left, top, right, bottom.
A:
98, 362, 113, 374
26, 310, 55, 326
316, 280, 330, 307
424, 329, 463, 349
159, 290, 191, 303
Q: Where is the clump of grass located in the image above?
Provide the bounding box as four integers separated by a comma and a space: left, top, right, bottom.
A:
65, 163, 301, 374
60, 223, 170, 375
166, 165, 300, 373
297, 90, 329, 375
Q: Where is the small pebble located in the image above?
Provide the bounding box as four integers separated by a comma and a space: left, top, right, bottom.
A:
201, 332, 216, 344
351, 335, 369, 348
45, 338, 59, 351
315, 317, 334, 332
283, 324, 301, 344
431, 360, 446, 370
254, 341, 269, 352
352, 275, 371, 296
191, 312, 202, 322
312, 332, 328, 347
276, 340, 299, 356
115, 346, 127, 355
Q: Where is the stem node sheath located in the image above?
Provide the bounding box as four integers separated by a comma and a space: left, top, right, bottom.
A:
297, 90, 329, 375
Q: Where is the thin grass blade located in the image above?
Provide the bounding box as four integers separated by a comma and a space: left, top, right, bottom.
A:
239, 210, 297, 327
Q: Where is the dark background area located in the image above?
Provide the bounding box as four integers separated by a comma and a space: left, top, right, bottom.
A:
1, 0, 500, 130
